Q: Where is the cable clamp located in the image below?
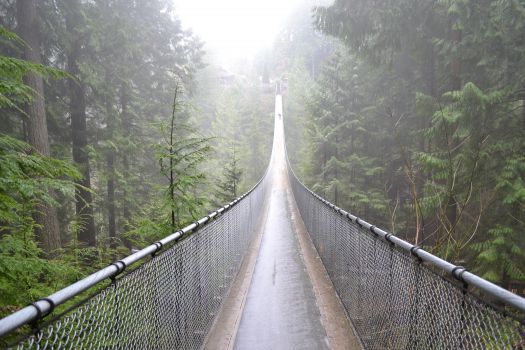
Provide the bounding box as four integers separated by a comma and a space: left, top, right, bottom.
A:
451, 266, 467, 282
29, 297, 55, 326
410, 246, 423, 262
29, 303, 42, 322
28, 302, 42, 332
110, 260, 127, 275
38, 297, 55, 318
174, 230, 184, 242
384, 233, 395, 245
151, 241, 164, 257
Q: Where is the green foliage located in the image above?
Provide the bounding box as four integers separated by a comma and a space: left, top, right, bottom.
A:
0, 2, 207, 318
295, 50, 391, 224
215, 144, 243, 205
193, 69, 273, 194
0, 234, 82, 320
471, 226, 525, 283
0, 134, 82, 316
0, 28, 68, 111
124, 118, 211, 246
497, 154, 525, 206
123, 84, 211, 246
123, 216, 173, 248
0, 135, 80, 225
155, 124, 211, 225
284, 0, 525, 289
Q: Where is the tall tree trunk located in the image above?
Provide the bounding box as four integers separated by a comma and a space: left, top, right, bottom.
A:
450, 28, 462, 91
522, 94, 525, 129
169, 85, 180, 229
107, 150, 116, 249
120, 83, 131, 226
446, 21, 462, 237
417, 39, 436, 246
106, 72, 116, 250
65, 0, 96, 247
334, 135, 338, 206
16, 0, 61, 252
119, 82, 133, 251
427, 42, 436, 98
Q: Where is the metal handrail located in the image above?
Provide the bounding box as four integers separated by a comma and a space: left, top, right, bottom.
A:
286, 155, 525, 314
0, 172, 267, 338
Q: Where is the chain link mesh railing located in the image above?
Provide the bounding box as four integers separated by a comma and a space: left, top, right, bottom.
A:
0, 175, 267, 349
288, 165, 525, 350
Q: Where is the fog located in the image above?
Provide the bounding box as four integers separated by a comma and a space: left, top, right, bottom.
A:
173, 0, 303, 67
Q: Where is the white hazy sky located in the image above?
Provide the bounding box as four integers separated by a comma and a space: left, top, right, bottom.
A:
173, 0, 303, 67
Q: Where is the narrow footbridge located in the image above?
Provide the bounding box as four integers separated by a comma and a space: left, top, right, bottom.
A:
1, 95, 525, 349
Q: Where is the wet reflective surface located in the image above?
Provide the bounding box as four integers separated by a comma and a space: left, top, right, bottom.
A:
233, 186, 330, 350
233, 95, 330, 350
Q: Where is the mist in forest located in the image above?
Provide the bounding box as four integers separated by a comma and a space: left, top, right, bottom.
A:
173, 0, 303, 67
0, 0, 524, 324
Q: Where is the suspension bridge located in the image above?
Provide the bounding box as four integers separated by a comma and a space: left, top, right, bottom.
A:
1, 94, 524, 349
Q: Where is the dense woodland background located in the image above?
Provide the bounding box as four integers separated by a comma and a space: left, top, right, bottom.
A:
0, 0, 273, 318
282, 0, 525, 293
0, 0, 524, 320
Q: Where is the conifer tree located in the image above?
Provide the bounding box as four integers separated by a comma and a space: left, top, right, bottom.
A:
215, 144, 243, 204
16, 0, 61, 252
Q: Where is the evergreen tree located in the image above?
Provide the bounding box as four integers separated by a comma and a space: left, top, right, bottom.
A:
283, 0, 525, 286
15, 0, 61, 252
63, 0, 97, 248
215, 144, 243, 205
0, 28, 82, 317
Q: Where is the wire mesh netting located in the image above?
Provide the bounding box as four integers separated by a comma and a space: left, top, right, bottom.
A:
7, 177, 267, 350
288, 167, 525, 350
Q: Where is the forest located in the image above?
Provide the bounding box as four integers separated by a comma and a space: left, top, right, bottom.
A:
0, 0, 524, 321
282, 0, 525, 293
0, 0, 273, 318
